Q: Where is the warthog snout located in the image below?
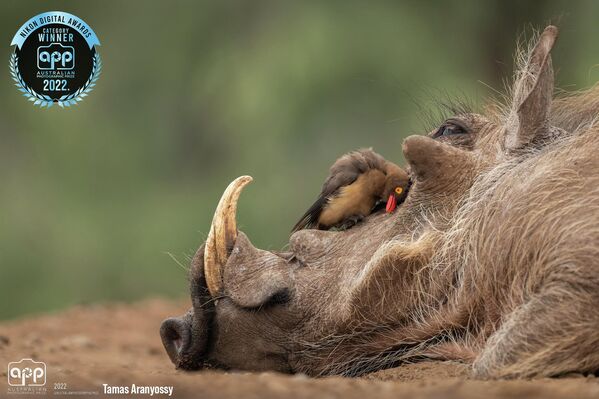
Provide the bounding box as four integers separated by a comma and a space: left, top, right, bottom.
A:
160, 305, 212, 370
161, 242, 214, 370
160, 316, 191, 364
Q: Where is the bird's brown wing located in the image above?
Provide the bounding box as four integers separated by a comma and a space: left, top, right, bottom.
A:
291, 195, 331, 233
322, 148, 386, 197
291, 149, 387, 232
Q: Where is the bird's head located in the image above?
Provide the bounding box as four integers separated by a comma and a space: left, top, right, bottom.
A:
383, 166, 410, 213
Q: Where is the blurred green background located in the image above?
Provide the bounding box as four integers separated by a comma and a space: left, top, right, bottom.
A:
1, 1, 599, 319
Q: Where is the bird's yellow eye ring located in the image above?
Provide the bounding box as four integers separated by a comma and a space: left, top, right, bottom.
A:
395, 187, 403, 195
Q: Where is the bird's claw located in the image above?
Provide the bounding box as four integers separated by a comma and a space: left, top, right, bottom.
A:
334, 215, 364, 231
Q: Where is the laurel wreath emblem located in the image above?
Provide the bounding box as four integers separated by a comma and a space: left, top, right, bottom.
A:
9, 51, 102, 108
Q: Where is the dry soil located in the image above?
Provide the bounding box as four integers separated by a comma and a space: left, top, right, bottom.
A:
0, 299, 597, 398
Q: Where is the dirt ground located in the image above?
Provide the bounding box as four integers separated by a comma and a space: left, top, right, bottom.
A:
0, 299, 597, 398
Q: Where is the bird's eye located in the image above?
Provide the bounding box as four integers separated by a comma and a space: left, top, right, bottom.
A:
433, 122, 466, 139
394, 187, 403, 195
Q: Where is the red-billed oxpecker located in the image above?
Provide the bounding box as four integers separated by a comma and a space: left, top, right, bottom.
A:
292, 149, 410, 232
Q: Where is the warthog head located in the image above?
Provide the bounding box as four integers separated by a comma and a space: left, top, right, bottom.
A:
161, 26, 599, 377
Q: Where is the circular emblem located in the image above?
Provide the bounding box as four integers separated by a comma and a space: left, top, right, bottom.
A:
9, 11, 101, 108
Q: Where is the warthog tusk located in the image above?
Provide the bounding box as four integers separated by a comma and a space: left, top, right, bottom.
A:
204, 175, 253, 297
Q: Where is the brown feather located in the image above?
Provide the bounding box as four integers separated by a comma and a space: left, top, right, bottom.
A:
292, 149, 409, 232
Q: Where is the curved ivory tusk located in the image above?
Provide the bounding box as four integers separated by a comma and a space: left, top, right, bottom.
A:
204, 175, 253, 296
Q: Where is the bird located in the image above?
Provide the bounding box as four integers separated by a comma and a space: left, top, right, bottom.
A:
292, 148, 410, 232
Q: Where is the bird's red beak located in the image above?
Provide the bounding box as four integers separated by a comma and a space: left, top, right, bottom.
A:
386, 194, 397, 213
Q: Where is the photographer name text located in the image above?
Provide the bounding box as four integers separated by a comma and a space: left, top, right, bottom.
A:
103, 384, 174, 397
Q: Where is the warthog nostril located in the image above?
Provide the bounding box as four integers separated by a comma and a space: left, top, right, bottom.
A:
160, 317, 191, 365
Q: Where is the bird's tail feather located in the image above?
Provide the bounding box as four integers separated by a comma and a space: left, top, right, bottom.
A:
291, 196, 327, 233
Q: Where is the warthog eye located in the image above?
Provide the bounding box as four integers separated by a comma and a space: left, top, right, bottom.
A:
433, 120, 468, 138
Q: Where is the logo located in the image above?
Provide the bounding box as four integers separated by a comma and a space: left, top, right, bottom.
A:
8, 359, 46, 386
9, 11, 102, 108
37, 43, 75, 70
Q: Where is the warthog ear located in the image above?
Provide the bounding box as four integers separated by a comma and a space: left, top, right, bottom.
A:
505, 25, 558, 150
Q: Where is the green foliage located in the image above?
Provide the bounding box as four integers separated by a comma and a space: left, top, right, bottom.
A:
1, 0, 599, 319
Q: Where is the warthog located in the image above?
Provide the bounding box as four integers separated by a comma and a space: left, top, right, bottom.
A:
161, 26, 599, 378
